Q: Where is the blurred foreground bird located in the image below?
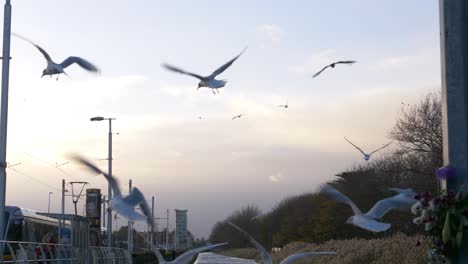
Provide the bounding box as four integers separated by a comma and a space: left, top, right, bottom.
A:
139, 230, 227, 264
13, 33, 99, 80
312, 60, 356, 78
232, 114, 245, 120
344, 137, 392, 161
162, 48, 247, 95
227, 222, 335, 264
278, 101, 288, 109
322, 186, 416, 232
72, 155, 153, 228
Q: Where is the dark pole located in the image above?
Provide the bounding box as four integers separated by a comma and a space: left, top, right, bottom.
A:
439, 0, 468, 260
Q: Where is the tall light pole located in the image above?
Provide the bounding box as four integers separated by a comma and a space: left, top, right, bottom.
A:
91, 116, 115, 247
0, 1, 12, 253
440, 0, 468, 260
48, 192, 53, 213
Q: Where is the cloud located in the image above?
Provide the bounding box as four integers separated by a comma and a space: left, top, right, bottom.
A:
256, 24, 284, 43
269, 172, 282, 183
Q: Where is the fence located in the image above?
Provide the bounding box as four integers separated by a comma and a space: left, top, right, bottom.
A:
0, 241, 132, 264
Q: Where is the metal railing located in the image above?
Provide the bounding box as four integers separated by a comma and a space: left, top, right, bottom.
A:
1, 240, 80, 263
89, 247, 131, 264
0, 241, 132, 264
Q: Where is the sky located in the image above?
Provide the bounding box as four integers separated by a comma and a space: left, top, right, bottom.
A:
2, 0, 441, 238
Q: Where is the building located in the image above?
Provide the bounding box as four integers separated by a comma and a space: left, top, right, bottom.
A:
175, 209, 188, 250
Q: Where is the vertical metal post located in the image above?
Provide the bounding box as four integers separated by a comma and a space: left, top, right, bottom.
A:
107, 119, 113, 247
59, 179, 65, 244
127, 179, 132, 253
440, 0, 468, 260
166, 209, 169, 250
48, 192, 53, 213
0, 1, 11, 254
151, 196, 154, 246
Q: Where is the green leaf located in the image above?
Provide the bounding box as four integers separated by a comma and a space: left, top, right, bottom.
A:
457, 220, 464, 247
443, 211, 452, 243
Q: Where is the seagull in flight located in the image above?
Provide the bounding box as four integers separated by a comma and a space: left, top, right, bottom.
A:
365, 188, 417, 219
323, 186, 416, 232
227, 222, 335, 264
13, 33, 99, 80
344, 137, 393, 161
162, 47, 247, 95
278, 101, 288, 109
72, 155, 154, 229
312, 60, 356, 78
232, 114, 245, 120
142, 231, 227, 264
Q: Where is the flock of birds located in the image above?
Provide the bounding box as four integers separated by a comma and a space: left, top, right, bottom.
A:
11, 30, 415, 263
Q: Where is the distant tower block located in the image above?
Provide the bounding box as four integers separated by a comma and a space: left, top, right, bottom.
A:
175, 209, 188, 250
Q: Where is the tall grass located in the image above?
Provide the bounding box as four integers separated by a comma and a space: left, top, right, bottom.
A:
218, 233, 430, 264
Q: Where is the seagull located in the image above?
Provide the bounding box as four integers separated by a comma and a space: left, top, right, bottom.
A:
344, 137, 393, 161
162, 47, 247, 95
232, 114, 245, 120
365, 188, 417, 219
142, 231, 227, 264
312, 60, 356, 78
227, 222, 335, 264
322, 186, 392, 232
13, 33, 99, 80
72, 155, 154, 228
278, 101, 288, 109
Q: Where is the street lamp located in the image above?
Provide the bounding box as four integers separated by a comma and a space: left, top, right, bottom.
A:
48, 192, 53, 213
91, 116, 115, 247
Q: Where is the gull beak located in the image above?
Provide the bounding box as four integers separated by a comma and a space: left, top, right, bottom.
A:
41, 73, 44, 78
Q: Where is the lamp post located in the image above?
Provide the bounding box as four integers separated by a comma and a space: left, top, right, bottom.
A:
0, 1, 12, 255
91, 116, 115, 247
48, 192, 53, 213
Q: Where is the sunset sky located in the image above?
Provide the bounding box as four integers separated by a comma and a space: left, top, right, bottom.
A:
4, 0, 440, 238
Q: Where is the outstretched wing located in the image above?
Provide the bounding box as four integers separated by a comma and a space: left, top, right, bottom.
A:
369, 141, 393, 155
210, 47, 247, 77
13, 33, 53, 62
312, 64, 331, 78
335, 60, 357, 65
174, 242, 228, 264
227, 221, 272, 264
366, 194, 416, 219
71, 155, 121, 196
280, 252, 336, 264
344, 137, 367, 156
322, 186, 362, 215
162, 63, 204, 80
60, 56, 99, 72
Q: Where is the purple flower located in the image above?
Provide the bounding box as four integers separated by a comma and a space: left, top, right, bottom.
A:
436, 165, 455, 180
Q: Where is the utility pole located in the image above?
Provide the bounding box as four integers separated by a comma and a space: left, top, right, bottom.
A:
59, 179, 65, 244
166, 209, 169, 250
69, 181, 88, 215
48, 192, 53, 213
0, 2, 12, 256
440, 0, 468, 261
128, 179, 133, 253
151, 196, 155, 246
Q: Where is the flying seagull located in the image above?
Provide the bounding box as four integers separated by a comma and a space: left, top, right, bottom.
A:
13, 33, 99, 80
312, 60, 356, 78
365, 188, 417, 219
322, 186, 393, 232
162, 47, 247, 95
227, 222, 335, 264
72, 155, 154, 228
278, 101, 288, 109
141, 231, 227, 264
344, 137, 393, 161
232, 114, 245, 120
